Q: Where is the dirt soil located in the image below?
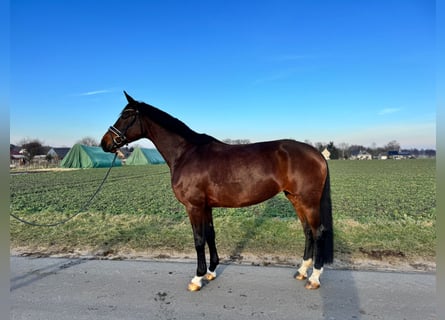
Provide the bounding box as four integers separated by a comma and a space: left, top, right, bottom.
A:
10, 245, 436, 273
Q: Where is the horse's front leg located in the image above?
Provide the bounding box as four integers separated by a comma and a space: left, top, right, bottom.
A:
188, 222, 207, 291
186, 206, 218, 291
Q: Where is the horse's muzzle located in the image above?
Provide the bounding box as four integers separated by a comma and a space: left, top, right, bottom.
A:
101, 126, 128, 153
101, 132, 117, 153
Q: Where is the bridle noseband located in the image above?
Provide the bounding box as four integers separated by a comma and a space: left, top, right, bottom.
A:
108, 108, 142, 149
108, 125, 127, 146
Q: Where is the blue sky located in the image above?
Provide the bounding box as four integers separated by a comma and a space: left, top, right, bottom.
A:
10, 0, 436, 149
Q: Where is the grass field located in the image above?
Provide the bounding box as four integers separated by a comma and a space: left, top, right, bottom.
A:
10, 159, 436, 269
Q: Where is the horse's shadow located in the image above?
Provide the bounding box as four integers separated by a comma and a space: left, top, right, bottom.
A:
222, 194, 294, 264
216, 193, 364, 319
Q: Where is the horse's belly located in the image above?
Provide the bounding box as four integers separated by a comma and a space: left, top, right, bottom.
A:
207, 179, 281, 207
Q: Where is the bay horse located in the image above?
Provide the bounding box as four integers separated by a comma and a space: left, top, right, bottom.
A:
101, 92, 333, 291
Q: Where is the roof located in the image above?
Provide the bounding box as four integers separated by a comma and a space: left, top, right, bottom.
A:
47, 147, 71, 159
10, 144, 22, 156
387, 150, 412, 157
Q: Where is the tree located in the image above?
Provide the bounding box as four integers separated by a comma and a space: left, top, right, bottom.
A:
77, 136, 99, 146
384, 140, 400, 152
337, 142, 349, 159
19, 138, 46, 161
314, 142, 324, 152
348, 144, 366, 158
326, 141, 339, 160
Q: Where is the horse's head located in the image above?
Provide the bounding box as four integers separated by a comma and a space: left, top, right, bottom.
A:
101, 91, 145, 153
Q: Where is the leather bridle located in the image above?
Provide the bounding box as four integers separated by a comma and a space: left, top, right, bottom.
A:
107, 108, 143, 150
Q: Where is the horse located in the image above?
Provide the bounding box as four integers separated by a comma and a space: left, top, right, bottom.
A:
101, 91, 333, 291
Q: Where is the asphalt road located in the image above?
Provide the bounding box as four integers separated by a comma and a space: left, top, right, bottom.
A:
10, 256, 436, 320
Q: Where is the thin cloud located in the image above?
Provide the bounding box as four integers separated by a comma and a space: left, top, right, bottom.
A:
378, 108, 402, 115
78, 89, 112, 96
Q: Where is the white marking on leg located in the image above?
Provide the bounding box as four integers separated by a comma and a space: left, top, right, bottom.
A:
297, 258, 313, 278
308, 267, 323, 285
205, 269, 216, 281
191, 275, 203, 287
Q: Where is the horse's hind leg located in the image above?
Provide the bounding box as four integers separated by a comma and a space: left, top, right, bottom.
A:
295, 222, 314, 280
306, 224, 326, 289
285, 193, 323, 289
204, 210, 219, 281
186, 206, 208, 291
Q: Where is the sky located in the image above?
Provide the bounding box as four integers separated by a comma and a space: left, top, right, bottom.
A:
9, 0, 436, 150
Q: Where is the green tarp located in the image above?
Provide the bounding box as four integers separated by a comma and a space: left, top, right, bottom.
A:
125, 147, 165, 165
60, 144, 122, 168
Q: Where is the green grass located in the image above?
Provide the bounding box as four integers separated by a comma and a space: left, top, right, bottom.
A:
10, 159, 436, 265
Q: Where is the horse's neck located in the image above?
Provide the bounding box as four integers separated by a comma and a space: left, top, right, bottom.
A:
144, 119, 193, 168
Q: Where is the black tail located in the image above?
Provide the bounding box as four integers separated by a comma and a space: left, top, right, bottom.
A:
320, 163, 334, 264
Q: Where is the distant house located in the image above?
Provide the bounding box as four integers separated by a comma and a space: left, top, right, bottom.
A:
387, 150, 414, 160
398, 150, 415, 159
119, 147, 133, 159
47, 147, 71, 161
114, 147, 133, 164
321, 148, 330, 160
10, 144, 22, 158
350, 150, 372, 160
378, 153, 388, 160
10, 144, 26, 167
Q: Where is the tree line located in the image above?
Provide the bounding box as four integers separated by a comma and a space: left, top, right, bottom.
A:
13, 137, 436, 162
306, 140, 436, 159
12, 137, 99, 162
223, 138, 436, 159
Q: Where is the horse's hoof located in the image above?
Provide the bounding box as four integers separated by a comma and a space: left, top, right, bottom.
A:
187, 282, 201, 292
305, 280, 320, 290
205, 273, 216, 281
295, 272, 307, 281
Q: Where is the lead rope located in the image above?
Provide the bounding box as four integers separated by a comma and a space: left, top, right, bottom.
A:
10, 153, 118, 227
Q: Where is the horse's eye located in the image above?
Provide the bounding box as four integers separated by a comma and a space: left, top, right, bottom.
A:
121, 111, 133, 119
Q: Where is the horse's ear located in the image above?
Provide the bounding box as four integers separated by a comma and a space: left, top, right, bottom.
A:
123, 91, 136, 104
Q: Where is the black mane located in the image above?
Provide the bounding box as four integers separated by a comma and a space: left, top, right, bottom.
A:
133, 102, 220, 145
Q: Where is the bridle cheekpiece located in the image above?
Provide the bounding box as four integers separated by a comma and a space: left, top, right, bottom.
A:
108, 108, 140, 150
